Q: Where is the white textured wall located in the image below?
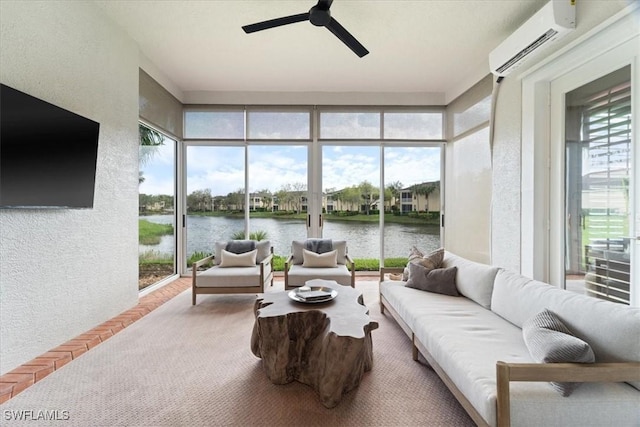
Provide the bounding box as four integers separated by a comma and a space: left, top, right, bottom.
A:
444, 128, 492, 263
0, 1, 139, 374
490, 76, 522, 273
444, 76, 493, 263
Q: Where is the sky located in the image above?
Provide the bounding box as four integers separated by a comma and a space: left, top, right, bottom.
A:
139, 144, 441, 197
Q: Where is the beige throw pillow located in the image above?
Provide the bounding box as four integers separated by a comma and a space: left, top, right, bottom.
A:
404, 247, 445, 280
302, 249, 337, 268
219, 249, 257, 267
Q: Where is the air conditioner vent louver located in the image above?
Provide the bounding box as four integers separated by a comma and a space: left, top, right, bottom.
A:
495, 29, 558, 75
490, 1, 575, 77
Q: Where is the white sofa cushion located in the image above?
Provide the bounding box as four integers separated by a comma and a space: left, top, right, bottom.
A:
492, 271, 640, 390
491, 268, 534, 325
441, 251, 500, 309
381, 280, 533, 426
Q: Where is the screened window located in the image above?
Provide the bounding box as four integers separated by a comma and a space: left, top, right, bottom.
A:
247, 111, 311, 140
384, 111, 443, 139
184, 110, 244, 139
320, 112, 380, 139
319, 110, 444, 140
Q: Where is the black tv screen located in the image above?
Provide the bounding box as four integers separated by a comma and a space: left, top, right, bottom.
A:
1, 84, 100, 208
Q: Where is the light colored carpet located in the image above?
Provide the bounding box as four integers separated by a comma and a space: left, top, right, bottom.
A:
1, 281, 474, 426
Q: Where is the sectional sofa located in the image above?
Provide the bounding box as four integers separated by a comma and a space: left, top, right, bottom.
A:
379, 251, 640, 427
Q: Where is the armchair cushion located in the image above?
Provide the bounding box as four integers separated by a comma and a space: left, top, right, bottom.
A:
195, 264, 271, 288
219, 249, 257, 268
302, 249, 338, 268
292, 240, 347, 265
287, 264, 352, 287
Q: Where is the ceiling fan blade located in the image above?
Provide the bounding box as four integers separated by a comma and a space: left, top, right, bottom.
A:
325, 17, 369, 57
317, 0, 334, 10
242, 13, 309, 34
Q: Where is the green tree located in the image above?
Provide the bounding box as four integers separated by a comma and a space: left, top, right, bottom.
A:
290, 182, 306, 214
226, 189, 245, 211
187, 189, 213, 212
343, 186, 361, 211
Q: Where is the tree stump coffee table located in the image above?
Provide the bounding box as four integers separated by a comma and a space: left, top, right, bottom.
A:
251, 279, 379, 408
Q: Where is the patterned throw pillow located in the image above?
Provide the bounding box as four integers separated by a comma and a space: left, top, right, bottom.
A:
403, 247, 445, 281
522, 309, 595, 397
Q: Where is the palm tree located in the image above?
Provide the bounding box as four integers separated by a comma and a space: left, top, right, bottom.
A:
411, 182, 438, 212
386, 181, 403, 211
422, 183, 438, 212
139, 124, 165, 184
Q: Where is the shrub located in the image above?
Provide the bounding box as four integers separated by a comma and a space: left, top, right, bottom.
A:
349, 257, 408, 271
230, 230, 268, 241
187, 251, 212, 267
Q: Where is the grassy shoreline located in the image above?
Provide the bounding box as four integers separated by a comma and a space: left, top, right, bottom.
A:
187, 211, 440, 227
139, 219, 174, 245
139, 253, 408, 272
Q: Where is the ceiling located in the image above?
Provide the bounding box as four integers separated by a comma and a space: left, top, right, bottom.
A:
95, 0, 548, 102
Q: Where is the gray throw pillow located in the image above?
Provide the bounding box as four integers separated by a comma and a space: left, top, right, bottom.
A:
405, 263, 459, 296
522, 309, 595, 397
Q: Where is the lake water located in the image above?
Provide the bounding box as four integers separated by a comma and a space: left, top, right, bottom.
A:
140, 215, 440, 259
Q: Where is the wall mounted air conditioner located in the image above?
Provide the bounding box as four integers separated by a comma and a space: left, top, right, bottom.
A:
489, 0, 576, 77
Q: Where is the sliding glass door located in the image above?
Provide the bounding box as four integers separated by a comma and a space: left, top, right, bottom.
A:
321, 145, 380, 261
316, 109, 444, 266
185, 146, 245, 265
138, 124, 177, 290
563, 66, 633, 304
383, 147, 442, 260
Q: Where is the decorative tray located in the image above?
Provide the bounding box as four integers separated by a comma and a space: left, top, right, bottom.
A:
288, 286, 338, 304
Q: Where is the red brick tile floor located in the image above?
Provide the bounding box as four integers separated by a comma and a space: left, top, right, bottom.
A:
0, 272, 380, 403
0, 277, 192, 404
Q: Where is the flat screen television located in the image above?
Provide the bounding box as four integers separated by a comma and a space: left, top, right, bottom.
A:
1, 84, 100, 208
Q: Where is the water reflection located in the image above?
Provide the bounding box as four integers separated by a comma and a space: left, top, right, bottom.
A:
140, 215, 440, 259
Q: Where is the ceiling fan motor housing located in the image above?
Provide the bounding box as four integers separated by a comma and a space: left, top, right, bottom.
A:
309, 5, 331, 27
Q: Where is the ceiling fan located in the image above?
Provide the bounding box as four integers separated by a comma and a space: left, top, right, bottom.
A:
242, 0, 369, 58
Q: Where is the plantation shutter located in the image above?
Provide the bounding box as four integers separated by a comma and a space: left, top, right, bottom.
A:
582, 79, 631, 304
